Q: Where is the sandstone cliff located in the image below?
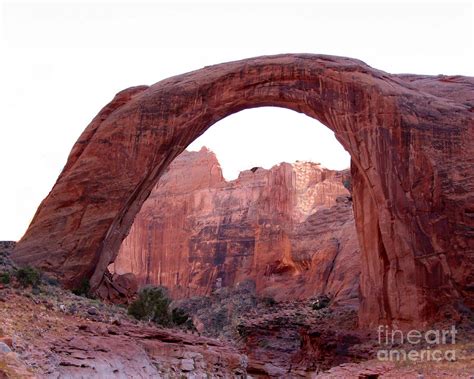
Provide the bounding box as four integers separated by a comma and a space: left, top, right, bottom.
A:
113, 147, 359, 304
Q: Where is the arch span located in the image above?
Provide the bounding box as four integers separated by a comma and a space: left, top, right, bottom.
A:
12, 54, 474, 327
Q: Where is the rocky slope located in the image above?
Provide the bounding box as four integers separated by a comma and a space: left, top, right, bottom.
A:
2, 243, 474, 378
112, 147, 359, 304
0, 242, 247, 378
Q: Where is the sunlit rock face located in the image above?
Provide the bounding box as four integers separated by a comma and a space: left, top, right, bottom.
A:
113, 148, 359, 304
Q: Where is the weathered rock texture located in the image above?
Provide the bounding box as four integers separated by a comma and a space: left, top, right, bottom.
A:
95, 271, 138, 304
112, 147, 358, 303
12, 54, 474, 328
0, 286, 248, 378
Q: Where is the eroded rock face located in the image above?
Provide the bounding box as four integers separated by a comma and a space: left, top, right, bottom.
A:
112, 147, 358, 303
12, 54, 474, 327
0, 287, 248, 378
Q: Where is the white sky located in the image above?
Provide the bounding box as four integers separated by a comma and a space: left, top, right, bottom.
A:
0, 0, 473, 241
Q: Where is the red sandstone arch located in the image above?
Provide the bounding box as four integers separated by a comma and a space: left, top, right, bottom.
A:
12, 54, 474, 327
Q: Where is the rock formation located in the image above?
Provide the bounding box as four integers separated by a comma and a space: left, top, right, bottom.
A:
12, 54, 474, 328
112, 147, 359, 303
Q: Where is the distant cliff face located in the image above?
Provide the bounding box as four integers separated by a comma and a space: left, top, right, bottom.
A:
113, 147, 360, 304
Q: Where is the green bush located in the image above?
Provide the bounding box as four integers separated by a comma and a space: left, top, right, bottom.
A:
0, 272, 11, 285
343, 178, 352, 191
43, 275, 60, 286
171, 307, 190, 326
236, 323, 248, 338
311, 294, 331, 310
15, 266, 41, 288
72, 278, 91, 297
261, 296, 277, 307
128, 286, 172, 325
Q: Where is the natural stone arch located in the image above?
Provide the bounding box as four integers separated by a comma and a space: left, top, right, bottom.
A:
12, 54, 474, 328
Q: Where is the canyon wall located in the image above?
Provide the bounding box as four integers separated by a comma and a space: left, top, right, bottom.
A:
113, 147, 360, 303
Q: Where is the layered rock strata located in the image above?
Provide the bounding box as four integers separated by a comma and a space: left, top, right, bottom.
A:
113, 148, 358, 303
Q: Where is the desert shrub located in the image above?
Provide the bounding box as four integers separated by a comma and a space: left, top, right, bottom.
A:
128, 286, 172, 325
311, 294, 332, 310
261, 296, 277, 307
171, 307, 190, 326
43, 275, 60, 286
343, 178, 352, 191
236, 323, 248, 338
72, 278, 91, 297
0, 271, 11, 285
210, 307, 228, 332
235, 279, 256, 295
15, 266, 41, 288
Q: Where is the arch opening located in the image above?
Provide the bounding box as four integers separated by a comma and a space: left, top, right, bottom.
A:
187, 106, 351, 179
